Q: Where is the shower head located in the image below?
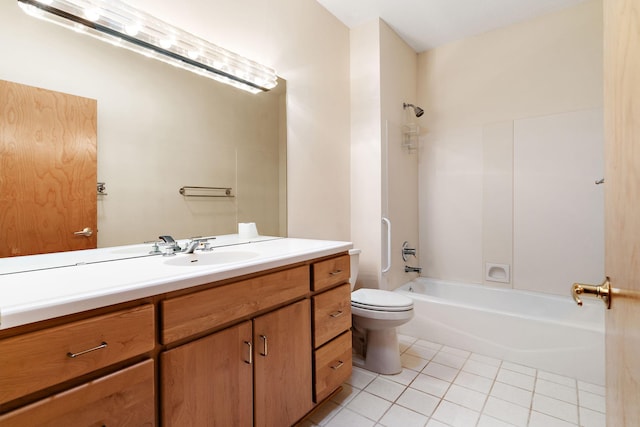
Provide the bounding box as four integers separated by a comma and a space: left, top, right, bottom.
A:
403, 102, 424, 117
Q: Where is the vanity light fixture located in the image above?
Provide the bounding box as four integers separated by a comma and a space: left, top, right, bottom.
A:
17, 0, 278, 94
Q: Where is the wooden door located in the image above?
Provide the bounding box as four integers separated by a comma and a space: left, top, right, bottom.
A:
0, 80, 97, 257
161, 321, 253, 427
253, 299, 313, 427
603, 0, 640, 425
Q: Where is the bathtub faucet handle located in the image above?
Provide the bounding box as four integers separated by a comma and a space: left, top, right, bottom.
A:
402, 241, 417, 261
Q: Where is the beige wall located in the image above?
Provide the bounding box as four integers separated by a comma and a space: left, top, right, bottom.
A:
418, 0, 604, 295
350, 20, 420, 290
350, 21, 383, 288
0, 0, 351, 245
380, 22, 420, 290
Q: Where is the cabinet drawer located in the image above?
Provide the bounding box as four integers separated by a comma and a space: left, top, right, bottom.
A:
0, 359, 155, 427
314, 331, 352, 403
313, 283, 351, 348
162, 265, 309, 344
0, 304, 155, 405
312, 254, 350, 292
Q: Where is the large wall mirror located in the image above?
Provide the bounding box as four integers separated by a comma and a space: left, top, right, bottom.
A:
0, 1, 287, 258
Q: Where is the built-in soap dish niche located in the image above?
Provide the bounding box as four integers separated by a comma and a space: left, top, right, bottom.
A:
485, 263, 510, 284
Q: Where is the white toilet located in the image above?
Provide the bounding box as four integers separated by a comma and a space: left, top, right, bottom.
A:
349, 249, 414, 375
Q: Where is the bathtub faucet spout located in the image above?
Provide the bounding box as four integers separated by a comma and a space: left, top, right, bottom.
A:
405, 265, 422, 274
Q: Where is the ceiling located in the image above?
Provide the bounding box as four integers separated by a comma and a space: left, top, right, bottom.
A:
316, 0, 588, 52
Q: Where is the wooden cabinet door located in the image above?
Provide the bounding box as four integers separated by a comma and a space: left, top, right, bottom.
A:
253, 299, 313, 427
161, 321, 253, 427
0, 80, 97, 257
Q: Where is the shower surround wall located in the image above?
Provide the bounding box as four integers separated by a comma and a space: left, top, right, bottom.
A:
417, 0, 604, 296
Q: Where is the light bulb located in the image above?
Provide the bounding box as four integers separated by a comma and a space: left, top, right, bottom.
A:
159, 36, 174, 49
187, 48, 201, 60
124, 22, 141, 36
83, 7, 101, 22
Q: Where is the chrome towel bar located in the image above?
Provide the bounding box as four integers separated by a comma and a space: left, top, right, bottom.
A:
179, 186, 234, 197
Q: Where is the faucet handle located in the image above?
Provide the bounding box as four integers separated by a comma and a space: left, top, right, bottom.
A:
159, 235, 176, 244
159, 235, 182, 252
402, 241, 417, 261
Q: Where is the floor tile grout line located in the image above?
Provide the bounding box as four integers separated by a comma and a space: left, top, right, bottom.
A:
474, 358, 503, 427
527, 370, 539, 427
320, 339, 603, 427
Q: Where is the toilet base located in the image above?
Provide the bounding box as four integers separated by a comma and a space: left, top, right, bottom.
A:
353, 328, 402, 375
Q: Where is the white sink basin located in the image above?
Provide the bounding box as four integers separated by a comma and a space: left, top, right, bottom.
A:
163, 251, 260, 267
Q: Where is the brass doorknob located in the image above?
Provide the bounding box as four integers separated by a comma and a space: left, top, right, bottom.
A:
572, 277, 611, 309
572, 278, 640, 310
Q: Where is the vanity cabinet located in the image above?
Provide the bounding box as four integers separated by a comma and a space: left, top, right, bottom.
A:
161, 300, 313, 427
161, 321, 254, 426
0, 304, 155, 405
312, 254, 350, 292
311, 256, 352, 402
0, 360, 155, 427
161, 265, 309, 344
0, 304, 155, 425
161, 266, 313, 426
0, 250, 351, 426
253, 299, 313, 427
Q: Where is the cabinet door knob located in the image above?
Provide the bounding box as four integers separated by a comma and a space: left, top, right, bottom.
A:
329, 310, 344, 318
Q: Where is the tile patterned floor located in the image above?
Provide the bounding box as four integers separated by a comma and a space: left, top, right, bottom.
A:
301, 335, 606, 427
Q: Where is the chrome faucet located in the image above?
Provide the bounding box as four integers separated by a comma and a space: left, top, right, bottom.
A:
159, 235, 217, 254
183, 238, 207, 253
159, 235, 181, 252
183, 240, 201, 254
405, 265, 422, 274
184, 236, 217, 253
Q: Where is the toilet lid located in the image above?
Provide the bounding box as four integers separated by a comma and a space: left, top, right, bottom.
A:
351, 288, 413, 311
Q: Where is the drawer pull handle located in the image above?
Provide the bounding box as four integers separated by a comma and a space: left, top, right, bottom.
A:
244, 341, 253, 364
330, 360, 344, 370
329, 310, 344, 318
260, 335, 268, 356
329, 270, 343, 276
67, 341, 107, 358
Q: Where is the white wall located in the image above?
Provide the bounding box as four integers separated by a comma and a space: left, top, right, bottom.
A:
418, 0, 604, 295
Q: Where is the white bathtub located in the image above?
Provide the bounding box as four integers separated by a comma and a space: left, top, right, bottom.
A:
396, 277, 605, 385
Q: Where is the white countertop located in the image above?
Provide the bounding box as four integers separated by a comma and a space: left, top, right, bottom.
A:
0, 236, 352, 330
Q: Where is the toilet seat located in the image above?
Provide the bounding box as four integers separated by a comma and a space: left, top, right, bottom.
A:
351, 288, 413, 312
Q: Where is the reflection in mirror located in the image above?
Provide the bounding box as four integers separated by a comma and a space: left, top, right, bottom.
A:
0, 0, 287, 258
